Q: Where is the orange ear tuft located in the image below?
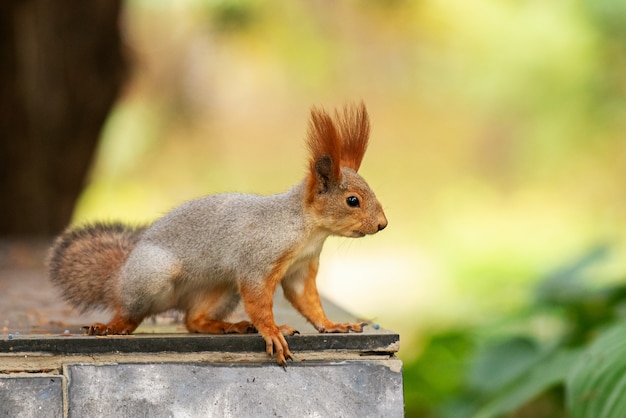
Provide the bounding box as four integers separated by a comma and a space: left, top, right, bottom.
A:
336, 102, 370, 172
307, 107, 342, 181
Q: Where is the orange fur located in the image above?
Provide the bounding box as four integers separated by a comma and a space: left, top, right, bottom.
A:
238, 251, 297, 365
336, 101, 370, 171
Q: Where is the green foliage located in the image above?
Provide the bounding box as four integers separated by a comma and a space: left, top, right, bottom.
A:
403, 331, 474, 417
567, 324, 626, 417
405, 247, 626, 417
473, 348, 577, 418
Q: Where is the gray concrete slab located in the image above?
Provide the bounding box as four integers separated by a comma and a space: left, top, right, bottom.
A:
0, 375, 64, 418
66, 361, 403, 418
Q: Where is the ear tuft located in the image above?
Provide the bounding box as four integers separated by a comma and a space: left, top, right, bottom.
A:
305, 102, 371, 202
336, 101, 370, 172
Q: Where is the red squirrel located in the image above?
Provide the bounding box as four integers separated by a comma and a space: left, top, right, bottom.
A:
48, 102, 388, 366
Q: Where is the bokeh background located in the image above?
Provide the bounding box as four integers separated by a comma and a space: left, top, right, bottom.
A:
24, 0, 626, 416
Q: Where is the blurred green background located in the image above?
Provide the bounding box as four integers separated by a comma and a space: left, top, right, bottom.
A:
71, 0, 625, 416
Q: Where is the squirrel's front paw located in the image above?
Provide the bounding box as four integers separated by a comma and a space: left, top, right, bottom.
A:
261, 328, 293, 367
317, 321, 368, 333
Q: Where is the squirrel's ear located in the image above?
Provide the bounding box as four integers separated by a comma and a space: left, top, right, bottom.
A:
307, 108, 342, 176
312, 154, 339, 193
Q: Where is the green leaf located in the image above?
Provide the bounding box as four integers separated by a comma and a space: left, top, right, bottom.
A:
468, 336, 544, 395
475, 348, 580, 418
567, 323, 626, 418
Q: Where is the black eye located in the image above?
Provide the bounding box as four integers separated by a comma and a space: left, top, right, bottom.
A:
346, 196, 360, 208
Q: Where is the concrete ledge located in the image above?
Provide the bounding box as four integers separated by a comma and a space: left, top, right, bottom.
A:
1, 330, 403, 417
0, 351, 403, 417
0, 329, 399, 356
1, 321, 403, 417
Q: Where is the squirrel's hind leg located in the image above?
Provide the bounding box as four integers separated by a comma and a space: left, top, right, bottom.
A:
184, 285, 257, 334
83, 311, 143, 335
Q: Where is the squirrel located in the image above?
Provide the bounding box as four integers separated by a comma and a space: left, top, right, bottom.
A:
48, 102, 387, 366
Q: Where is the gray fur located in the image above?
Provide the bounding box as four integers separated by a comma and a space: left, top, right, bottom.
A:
117, 180, 318, 318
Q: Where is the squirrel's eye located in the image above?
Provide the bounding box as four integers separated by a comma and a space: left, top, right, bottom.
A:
346, 196, 360, 208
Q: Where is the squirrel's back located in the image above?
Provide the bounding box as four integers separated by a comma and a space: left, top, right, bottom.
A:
141, 188, 307, 272
48, 223, 146, 312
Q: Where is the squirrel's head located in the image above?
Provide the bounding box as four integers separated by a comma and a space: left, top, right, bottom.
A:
305, 102, 388, 238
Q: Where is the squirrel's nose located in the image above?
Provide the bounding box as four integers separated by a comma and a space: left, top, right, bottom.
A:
377, 216, 388, 232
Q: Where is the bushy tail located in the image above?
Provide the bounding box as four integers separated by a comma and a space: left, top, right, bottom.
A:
48, 222, 147, 312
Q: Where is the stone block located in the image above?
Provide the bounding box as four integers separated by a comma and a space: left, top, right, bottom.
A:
66, 361, 403, 417
0, 375, 63, 418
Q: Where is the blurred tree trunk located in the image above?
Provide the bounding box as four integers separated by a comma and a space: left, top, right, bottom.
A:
0, 0, 126, 236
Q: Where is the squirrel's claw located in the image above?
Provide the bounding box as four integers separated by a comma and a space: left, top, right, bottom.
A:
263, 330, 293, 367
278, 324, 299, 336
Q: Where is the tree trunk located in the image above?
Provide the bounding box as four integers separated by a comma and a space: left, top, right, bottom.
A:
0, 0, 126, 236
